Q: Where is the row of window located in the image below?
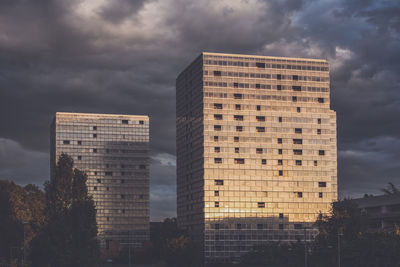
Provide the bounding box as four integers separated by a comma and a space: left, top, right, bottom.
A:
209, 71, 329, 82
213, 155, 324, 165
205, 92, 326, 103
204, 60, 329, 71
214, 180, 326, 188
205, 81, 328, 92
212, 130, 322, 143
213, 114, 324, 123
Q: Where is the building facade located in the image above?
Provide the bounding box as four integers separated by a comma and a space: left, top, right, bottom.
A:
50, 112, 150, 248
176, 52, 337, 261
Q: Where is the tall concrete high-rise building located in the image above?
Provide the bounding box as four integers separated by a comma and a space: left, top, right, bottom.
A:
50, 112, 150, 248
176, 52, 337, 262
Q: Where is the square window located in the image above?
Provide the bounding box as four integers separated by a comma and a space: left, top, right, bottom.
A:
77, 140, 82, 145
257, 224, 263, 230
256, 127, 265, 132
93, 186, 97, 191
97, 179, 101, 183
297, 192, 303, 198
294, 224, 302, 229
234, 115, 244, 121
277, 74, 282, 80
293, 139, 303, 144
318, 182, 327, 187
234, 158, 245, 164
93, 126, 97, 130
105, 172, 113, 176
318, 98, 324, 103
258, 202, 265, 208
314, 160, 318, 166
120, 194, 125, 199
214, 125, 222, 131
277, 138, 282, 144
214, 71, 222, 76
297, 107, 301, 112
214, 158, 222, 164
214, 103, 223, 109
77, 156, 82, 160
121, 179, 125, 184
279, 224, 284, 229
319, 150, 325, 156
122, 120, 129, 124
214, 147, 220, 153
293, 149, 302, 155
295, 128, 302, 134
279, 213, 284, 219
317, 129, 322, 134
318, 118, 322, 124
256, 62, 265, 68
122, 209, 125, 214
93, 148, 97, 153
214, 191, 219, 196
139, 120, 144, 125
256, 148, 263, 154
278, 117, 282, 123
278, 159, 283, 165
296, 160, 302, 166
106, 187, 109, 191
215, 180, 224, 186
278, 149, 283, 155
93, 134, 97, 138
256, 116, 265, 122
319, 192, 323, 198
234, 82, 239, 88
214, 136, 219, 141
235, 104, 241, 110
277, 85, 282, 90
236, 126, 243, 132
279, 170, 283, 176
256, 105, 261, 111
63, 140, 70, 145
234, 136, 239, 142
292, 96, 297, 102
255, 83, 261, 89
292, 85, 301, 91
214, 114, 223, 120
139, 165, 146, 169
235, 147, 240, 153
262, 159, 267, 165
234, 94, 243, 99
215, 201, 220, 207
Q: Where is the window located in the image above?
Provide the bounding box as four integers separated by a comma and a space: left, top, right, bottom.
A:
214, 191, 219, 196
215, 202, 220, 207
77, 140, 82, 145
235, 147, 240, 153
279, 224, 284, 229
296, 160, 302, 166
279, 213, 284, 219
293, 75, 299, 81
215, 180, 224, 186
318, 118, 321, 124
122, 209, 125, 214
139, 165, 146, 169
121, 179, 125, 184
297, 192, 303, 198
314, 160, 318, 166
256, 105, 261, 111
293, 149, 303, 155
236, 224, 243, 229
77, 156, 82, 160
234, 115, 244, 121
279, 170, 283, 176
292, 86, 301, 91
255, 83, 261, 89
278, 117, 282, 123
318, 182, 327, 187
215, 224, 220, 230
214, 114, 223, 120
234, 158, 245, 164
94, 171, 97, 175
107, 217, 109, 222
256, 116, 265, 122
214, 125, 222, 131
105, 172, 113, 176
63, 140, 70, 145
121, 194, 125, 199
294, 224, 302, 229
97, 179, 101, 183
139, 120, 144, 125
293, 139, 303, 144
262, 159, 267, 165
256, 62, 265, 68
277, 74, 282, 80
93, 134, 97, 138
93, 148, 97, 153
297, 107, 301, 112
278, 149, 282, 155
317, 129, 321, 134
278, 160, 283, 165
214, 147, 220, 153
122, 120, 129, 124
234, 136, 239, 142
292, 96, 297, 102
214, 158, 222, 164
93, 126, 97, 130
318, 98, 324, 103
295, 128, 302, 134
234, 82, 239, 88
319, 150, 325, 156
257, 224, 264, 230
106, 187, 109, 191
93, 186, 97, 191
214, 70, 222, 76
214, 103, 223, 109
235, 104, 241, 110
236, 126, 243, 132
277, 85, 282, 90
319, 192, 323, 198
277, 138, 282, 144
256, 127, 265, 132
214, 136, 219, 141
256, 148, 263, 154
234, 94, 243, 99
258, 202, 265, 208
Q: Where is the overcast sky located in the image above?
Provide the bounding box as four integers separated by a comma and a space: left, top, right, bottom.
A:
0, 0, 399, 220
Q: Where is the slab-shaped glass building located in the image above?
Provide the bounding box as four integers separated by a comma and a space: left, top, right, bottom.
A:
176, 52, 337, 262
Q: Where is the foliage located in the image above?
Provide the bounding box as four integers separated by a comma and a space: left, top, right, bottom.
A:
381, 182, 400, 195
30, 153, 99, 267
162, 233, 202, 267
0, 180, 45, 262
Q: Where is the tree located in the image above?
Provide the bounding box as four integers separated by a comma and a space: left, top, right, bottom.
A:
381, 182, 400, 195
0, 180, 45, 263
30, 153, 99, 267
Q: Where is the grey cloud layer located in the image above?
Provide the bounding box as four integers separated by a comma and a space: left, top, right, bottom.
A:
1, 0, 399, 219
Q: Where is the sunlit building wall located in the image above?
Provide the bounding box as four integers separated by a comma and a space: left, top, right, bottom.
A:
176, 52, 337, 261
50, 112, 150, 248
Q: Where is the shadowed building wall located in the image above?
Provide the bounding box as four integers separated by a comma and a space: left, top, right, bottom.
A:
50, 112, 150, 249
176, 52, 337, 262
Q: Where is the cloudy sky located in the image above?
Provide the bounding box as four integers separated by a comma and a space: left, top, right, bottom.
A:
0, 0, 399, 220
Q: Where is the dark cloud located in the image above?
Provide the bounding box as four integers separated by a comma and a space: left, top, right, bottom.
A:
1, 0, 400, 220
